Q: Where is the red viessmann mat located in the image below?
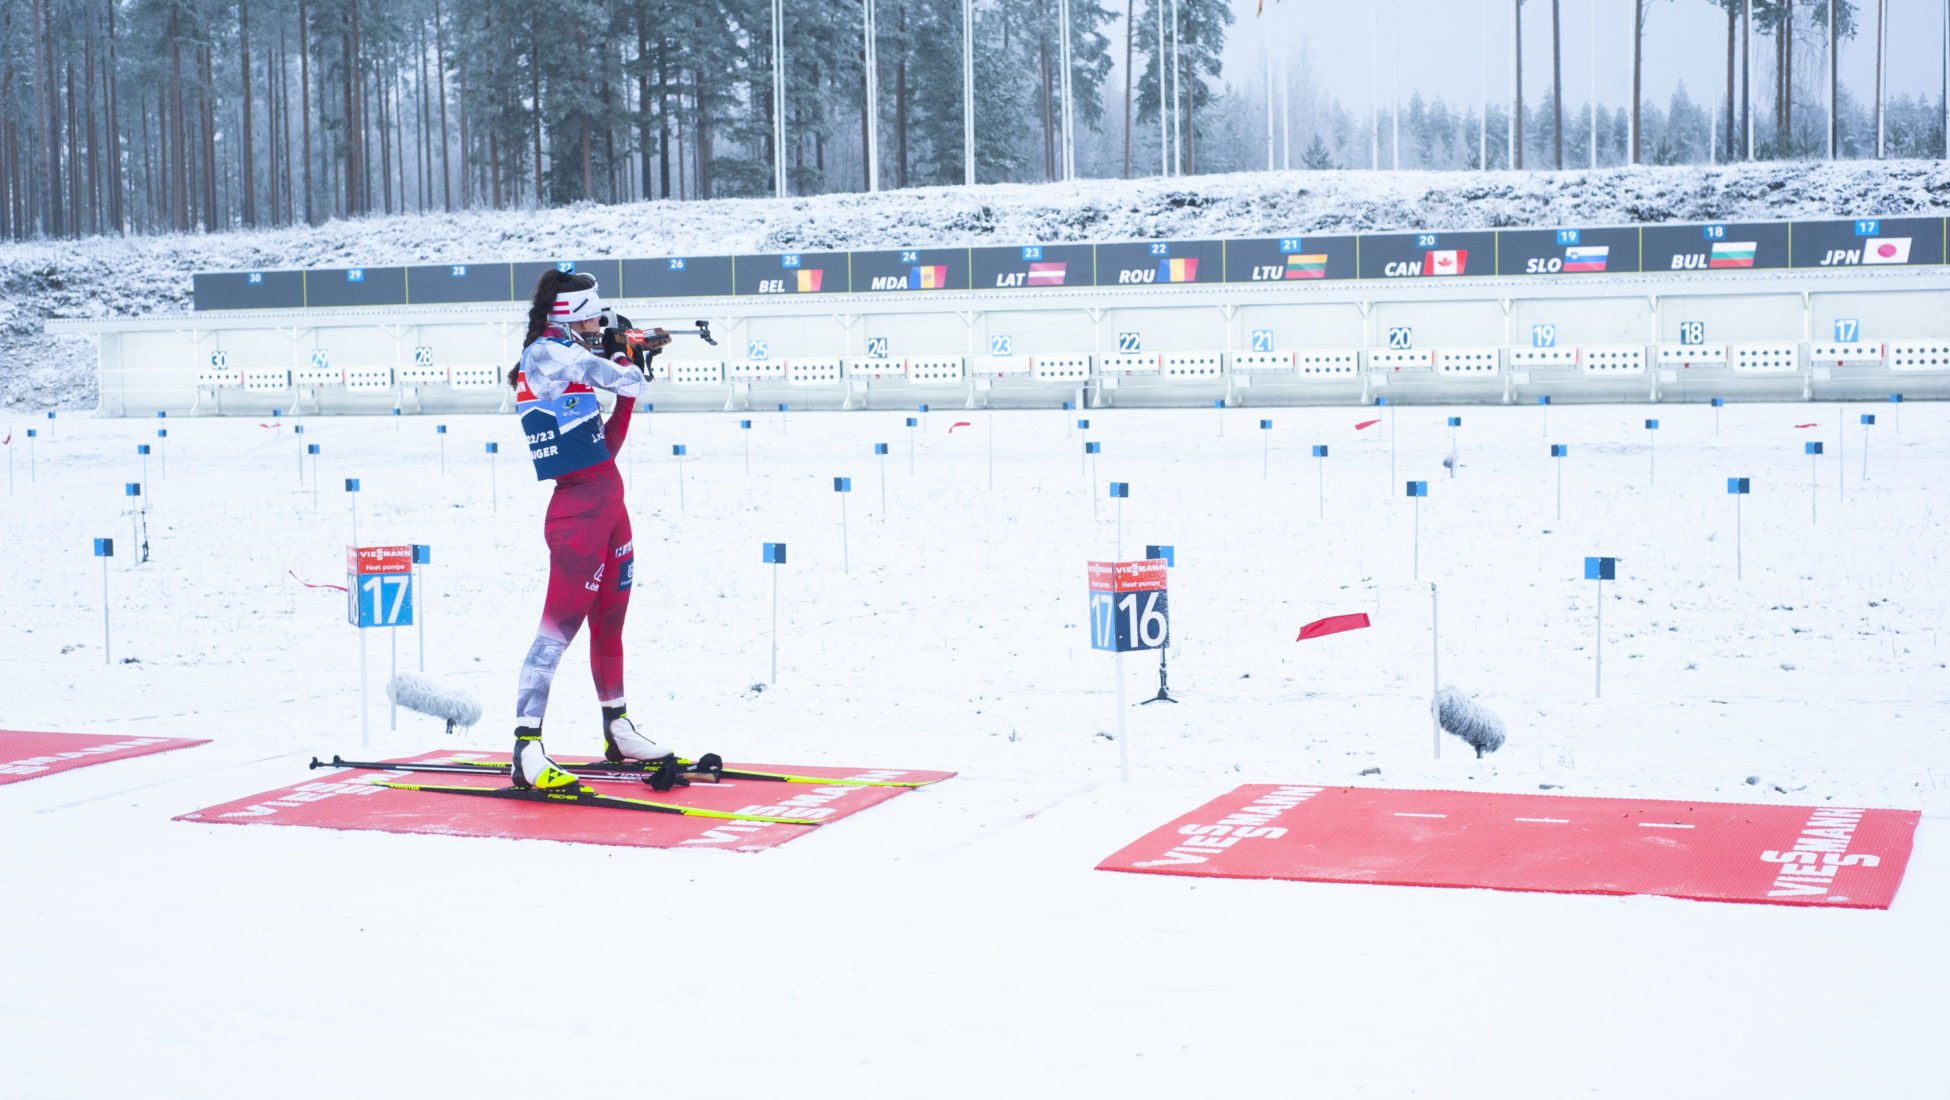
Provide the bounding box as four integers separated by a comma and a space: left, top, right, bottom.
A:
1, 729, 209, 785
1098, 785, 1921, 909
176, 752, 955, 852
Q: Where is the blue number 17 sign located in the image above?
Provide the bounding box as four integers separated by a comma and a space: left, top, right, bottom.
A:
346, 545, 416, 627
1088, 559, 1170, 652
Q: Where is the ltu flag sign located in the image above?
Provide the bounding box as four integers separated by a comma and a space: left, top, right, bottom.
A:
1285, 254, 1329, 279
1424, 250, 1466, 276
1563, 246, 1609, 272
795, 269, 824, 292
1028, 262, 1067, 286
1710, 241, 1756, 268
1156, 257, 1199, 283
909, 265, 948, 288
1863, 237, 1911, 264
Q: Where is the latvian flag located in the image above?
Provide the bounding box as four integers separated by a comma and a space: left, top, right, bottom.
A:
1709, 241, 1756, 268
1562, 245, 1609, 272
795, 269, 824, 292
909, 264, 949, 289
1297, 612, 1371, 641
1285, 254, 1329, 279
1862, 237, 1912, 265
1027, 261, 1067, 286
1424, 249, 1466, 276
1157, 257, 1199, 283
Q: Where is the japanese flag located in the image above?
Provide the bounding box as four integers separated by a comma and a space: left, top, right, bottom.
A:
1424, 249, 1466, 276
1862, 237, 1911, 265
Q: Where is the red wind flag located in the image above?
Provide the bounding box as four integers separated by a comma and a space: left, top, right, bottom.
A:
1355, 419, 1380, 430
1794, 423, 1817, 429
948, 421, 973, 432
1297, 613, 1371, 641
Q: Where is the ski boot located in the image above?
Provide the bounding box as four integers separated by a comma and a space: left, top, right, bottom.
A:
511, 726, 582, 791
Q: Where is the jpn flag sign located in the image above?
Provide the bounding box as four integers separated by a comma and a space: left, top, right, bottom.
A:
1424, 250, 1466, 276
1862, 237, 1911, 265
1297, 613, 1371, 641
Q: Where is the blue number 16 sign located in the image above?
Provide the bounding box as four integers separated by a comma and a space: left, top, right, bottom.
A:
346, 545, 416, 627
1088, 559, 1170, 652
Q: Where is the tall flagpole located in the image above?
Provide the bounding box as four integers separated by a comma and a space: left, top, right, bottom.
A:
773, 0, 786, 197
1589, 0, 1597, 168
1159, 0, 1169, 175
1170, 0, 1182, 174
1059, 0, 1076, 179
1481, 0, 1490, 169
964, 0, 975, 184
865, 0, 880, 190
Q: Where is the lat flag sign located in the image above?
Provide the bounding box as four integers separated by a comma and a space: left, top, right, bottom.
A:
1297, 613, 1371, 641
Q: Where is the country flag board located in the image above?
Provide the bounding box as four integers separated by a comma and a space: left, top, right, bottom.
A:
1285, 254, 1329, 279
1709, 241, 1757, 268
1027, 262, 1068, 286
1862, 237, 1911, 265
908, 264, 949, 289
1424, 249, 1466, 276
1562, 245, 1609, 272
1156, 257, 1199, 283
795, 269, 823, 292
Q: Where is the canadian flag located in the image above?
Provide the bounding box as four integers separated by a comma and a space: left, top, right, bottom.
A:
1424, 250, 1466, 276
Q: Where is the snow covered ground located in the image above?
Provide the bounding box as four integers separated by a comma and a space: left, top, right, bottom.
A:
1, 399, 1945, 1096
6, 158, 1950, 412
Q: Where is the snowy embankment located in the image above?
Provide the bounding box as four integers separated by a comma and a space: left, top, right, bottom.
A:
5, 159, 1949, 412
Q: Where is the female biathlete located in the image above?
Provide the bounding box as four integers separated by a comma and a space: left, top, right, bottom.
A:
507, 270, 672, 789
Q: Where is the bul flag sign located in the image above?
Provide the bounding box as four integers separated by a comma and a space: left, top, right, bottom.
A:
1156, 257, 1200, 283
1709, 241, 1757, 268
1424, 249, 1466, 276
1862, 237, 1912, 265
1297, 613, 1372, 641
1027, 262, 1068, 286
1285, 254, 1329, 279
795, 269, 824, 292
909, 264, 949, 288
1562, 245, 1609, 272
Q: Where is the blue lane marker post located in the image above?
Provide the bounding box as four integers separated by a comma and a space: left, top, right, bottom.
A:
307, 444, 321, 509
124, 482, 147, 565
1712, 396, 1724, 435
1860, 413, 1875, 481
1539, 394, 1551, 438
294, 423, 306, 484
345, 477, 362, 544
1645, 418, 1660, 486
1727, 478, 1751, 579
1891, 393, 1903, 434
875, 443, 890, 519
1551, 444, 1569, 519
1215, 398, 1226, 437
137, 443, 151, 495
918, 403, 930, 433
393, 406, 402, 432
779, 402, 790, 435
1077, 419, 1092, 475
1313, 444, 1329, 518
1446, 415, 1462, 478
834, 477, 853, 573
1109, 481, 1131, 559
1085, 441, 1102, 518
1064, 400, 1075, 437
1805, 440, 1823, 523
45, 410, 55, 441
907, 416, 919, 474
1585, 556, 1617, 698
740, 419, 753, 474
412, 544, 432, 672
485, 441, 499, 515
1259, 419, 1273, 478
1406, 480, 1428, 580
762, 542, 787, 683
25, 428, 35, 483
1141, 544, 1178, 705
156, 428, 168, 478
672, 444, 688, 509
94, 538, 114, 663
435, 424, 447, 475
